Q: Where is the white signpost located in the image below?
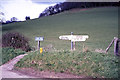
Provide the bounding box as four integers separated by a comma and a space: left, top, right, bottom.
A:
59, 35, 89, 41
35, 37, 44, 50
35, 37, 44, 41
59, 32, 89, 50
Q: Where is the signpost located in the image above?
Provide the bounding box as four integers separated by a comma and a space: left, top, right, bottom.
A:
59, 32, 89, 51
59, 35, 89, 41
35, 37, 44, 50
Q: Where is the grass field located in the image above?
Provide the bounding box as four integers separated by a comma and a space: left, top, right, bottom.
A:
2, 7, 118, 53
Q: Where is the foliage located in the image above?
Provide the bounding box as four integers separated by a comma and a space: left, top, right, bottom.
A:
39, 2, 118, 18
15, 50, 120, 78
11, 17, 18, 22
25, 16, 30, 20
2, 32, 31, 52
1, 47, 25, 65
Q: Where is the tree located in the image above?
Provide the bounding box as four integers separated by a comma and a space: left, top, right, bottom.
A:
0, 11, 6, 23
11, 17, 18, 22
25, 16, 30, 20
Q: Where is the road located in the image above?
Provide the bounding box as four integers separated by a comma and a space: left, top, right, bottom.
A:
0, 54, 36, 79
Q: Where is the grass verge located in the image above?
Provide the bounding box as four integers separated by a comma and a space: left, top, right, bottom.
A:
15, 50, 119, 78
1, 47, 25, 65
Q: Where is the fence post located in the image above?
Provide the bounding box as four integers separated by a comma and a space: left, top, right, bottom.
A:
117, 39, 120, 55
114, 37, 118, 55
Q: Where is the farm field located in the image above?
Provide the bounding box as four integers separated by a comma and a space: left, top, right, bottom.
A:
2, 7, 118, 53
1, 7, 119, 78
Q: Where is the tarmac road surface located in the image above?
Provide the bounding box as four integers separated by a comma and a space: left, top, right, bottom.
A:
0, 54, 36, 79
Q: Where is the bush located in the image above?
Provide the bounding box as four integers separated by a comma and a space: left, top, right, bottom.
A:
2, 32, 31, 52
1, 47, 25, 65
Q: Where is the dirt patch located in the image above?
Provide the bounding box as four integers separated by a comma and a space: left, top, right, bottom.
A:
95, 49, 106, 53
14, 67, 87, 78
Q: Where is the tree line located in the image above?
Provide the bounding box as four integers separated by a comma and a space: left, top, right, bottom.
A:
1, 16, 31, 25
39, 2, 119, 18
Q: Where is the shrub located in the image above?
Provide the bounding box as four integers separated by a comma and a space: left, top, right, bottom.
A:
1, 47, 25, 65
2, 32, 31, 52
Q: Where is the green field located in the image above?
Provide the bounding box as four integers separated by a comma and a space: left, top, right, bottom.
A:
2, 7, 119, 78
2, 7, 118, 53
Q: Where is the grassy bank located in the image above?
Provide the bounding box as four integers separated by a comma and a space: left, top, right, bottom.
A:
15, 50, 119, 78
2, 7, 118, 53
1, 47, 25, 65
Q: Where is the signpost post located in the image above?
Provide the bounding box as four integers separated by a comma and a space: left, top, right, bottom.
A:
35, 37, 44, 50
59, 32, 89, 51
71, 32, 73, 50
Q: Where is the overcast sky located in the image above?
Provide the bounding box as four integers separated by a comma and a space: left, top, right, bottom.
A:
0, 0, 119, 21
0, 0, 66, 21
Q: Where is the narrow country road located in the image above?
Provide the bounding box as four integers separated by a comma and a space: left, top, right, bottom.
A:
0, 54, 36, 78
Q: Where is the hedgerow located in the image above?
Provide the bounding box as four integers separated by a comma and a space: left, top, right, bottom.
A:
2, 32, 31, 52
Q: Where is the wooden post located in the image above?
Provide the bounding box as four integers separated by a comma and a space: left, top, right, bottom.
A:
71, 41, 73, 50
38, 41, 40, 50
73, 41, 75, 50
118, 40, 120, 54
83, 43, 85, 52
105, 37, 120, 56
114, 37, 118, 55
71, 32, 73, 51
105, 39, 114, 53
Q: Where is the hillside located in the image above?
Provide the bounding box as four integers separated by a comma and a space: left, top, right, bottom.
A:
2, 7, 118, 53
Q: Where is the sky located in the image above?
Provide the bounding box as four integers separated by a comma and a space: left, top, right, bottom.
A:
0, 0, 66, 21
1, 0, 119, 22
